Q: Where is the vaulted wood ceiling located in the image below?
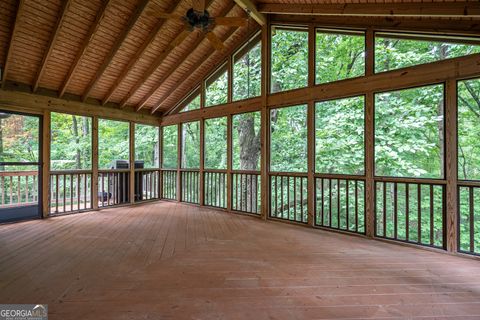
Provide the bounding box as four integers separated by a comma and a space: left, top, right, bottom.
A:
0, 0, 478, 115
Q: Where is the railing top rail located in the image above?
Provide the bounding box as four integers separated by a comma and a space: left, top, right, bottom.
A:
458, 180, 480, 187
134, 168, 161, 172
314, 173, 366, 180
231, 170, 261, 175
98, 169, 130, 173
204, 169, 228, 173
0, 171, 38, 177
179, 168, 200, 172
50, 169, 92, 175
160, 168, 178, 172
269, 171, 308, 177
374, 176, 447, 185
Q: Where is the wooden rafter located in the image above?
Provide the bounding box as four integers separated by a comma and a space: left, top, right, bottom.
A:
233, 0, 266, 26
58, 0, 112, 98
258, 3, 480, 18
1, 0, 25, 89
33, 0, 72, 92
101, 0, 184, 105
151, 26, 257, 114
135, 3, 238, 112
80, 0, 150, 102
119, 0, 218, 109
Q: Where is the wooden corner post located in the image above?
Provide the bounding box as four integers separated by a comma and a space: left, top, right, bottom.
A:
260, 21, 269, 220
445, 79, 458, 253
92, 116, 99, 210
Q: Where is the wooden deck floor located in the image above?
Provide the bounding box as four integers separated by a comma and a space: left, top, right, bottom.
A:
1, 201, 479, 319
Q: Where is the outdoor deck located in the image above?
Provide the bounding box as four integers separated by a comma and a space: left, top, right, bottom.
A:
0, 201, 479, 319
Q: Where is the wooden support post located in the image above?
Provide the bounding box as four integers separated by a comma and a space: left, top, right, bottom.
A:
260, 22, 269, 220
308, 24, 315, 87
228, 55, 233, 104
364, 29, 375, 237
177, 124, 182, 202
365, 92, 375, 237
92, 116, 99, 210
159, 126, 163, 199
129, 122, 135, 204
42, 110, 51, 218
199, 119, 205, 206
445, 79, 458, 252
307, 100, 315, 226
227, 114, 232, 211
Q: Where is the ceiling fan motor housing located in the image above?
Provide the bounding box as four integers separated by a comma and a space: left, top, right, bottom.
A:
186, 8, 212, 31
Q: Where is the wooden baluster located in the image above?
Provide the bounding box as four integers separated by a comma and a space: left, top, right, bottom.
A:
17, 176, 21, 204
70, 174, 73, 212
55, 174, 59, 213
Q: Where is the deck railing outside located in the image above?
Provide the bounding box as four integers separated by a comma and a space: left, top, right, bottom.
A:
315, 175, 366, 234
269, 172, 308, 223
374, 178, 445, 249
232, 171, 261, 215
0, 171, 38, 208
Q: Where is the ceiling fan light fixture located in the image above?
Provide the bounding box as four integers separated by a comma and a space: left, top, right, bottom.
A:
185, 8, 211, 31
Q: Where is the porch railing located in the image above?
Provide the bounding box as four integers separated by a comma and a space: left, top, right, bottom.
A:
315, 175, 366, 234
98, 169, 130, 208
50, 170, 92, 214
204, 170, 227, 208
0, 171, 38, 208
161, 169, 177, 200
458, 182, 480, 256
269, 172, 308, 223
134, 169, 160, 202
181, 170, 199, 204
232, 171, 260, 215
374, 178, 445, 249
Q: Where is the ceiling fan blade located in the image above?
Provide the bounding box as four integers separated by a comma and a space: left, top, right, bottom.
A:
214, 17, 248, 27
206, 32, 225, 51
192, 0, 205, 13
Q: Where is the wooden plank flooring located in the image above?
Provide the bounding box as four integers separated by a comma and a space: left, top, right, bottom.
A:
1, 201, 480, 319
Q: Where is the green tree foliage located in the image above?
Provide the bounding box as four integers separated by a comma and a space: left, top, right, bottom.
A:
204, 117, 227, 169
458, 79, 480, 180
205, 67, 228, 107
180, 94, 200, 113
51, 112, 91, 170
162, 125, 177, 169
270, 105, 308, 172
0, 113, 39, 165
315, 96, 364, 175
271, 27, 308, 93
375, 84, 444, 178
135, 124, 159, 168
98, 119, 129, 169
181, 121, 200, 168
316, 30, 365, 84
233, 40, 261, 101
375, 35, 480, 73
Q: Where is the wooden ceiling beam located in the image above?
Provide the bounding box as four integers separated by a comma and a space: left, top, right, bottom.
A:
269, 14, 480, 36
151, 26, 257, 114
101, 0, 184, 105
233, 0, 266, 26
58, 0, 112, 98
80, 0, 150, 102
119, 0, 218, 109
259, 3, 480, 18
33, 0, 72, 93
135, 3, 238, 112
1, 0, 25, 89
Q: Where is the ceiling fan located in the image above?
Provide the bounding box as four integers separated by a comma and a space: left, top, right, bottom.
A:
147, 0, 248, 51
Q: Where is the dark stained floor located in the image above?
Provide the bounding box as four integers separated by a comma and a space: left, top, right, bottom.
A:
1, 201, 480, 319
